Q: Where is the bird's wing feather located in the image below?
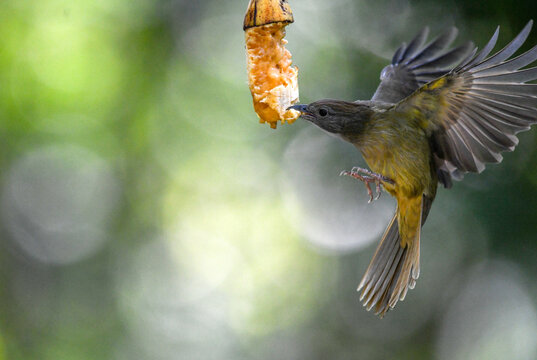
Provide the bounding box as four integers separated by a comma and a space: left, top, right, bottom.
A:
395, 20, 537, 185
371, 27, 475, 104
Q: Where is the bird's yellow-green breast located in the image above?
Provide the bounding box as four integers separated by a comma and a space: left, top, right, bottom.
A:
357, 110, 438, 200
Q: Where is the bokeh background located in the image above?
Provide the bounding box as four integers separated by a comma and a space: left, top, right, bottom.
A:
1, 0, 537, 359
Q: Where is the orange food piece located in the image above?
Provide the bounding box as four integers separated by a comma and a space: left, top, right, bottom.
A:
244, 2, 299, 129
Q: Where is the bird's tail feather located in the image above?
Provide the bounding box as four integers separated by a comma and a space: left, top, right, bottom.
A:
358, 195, 432, 317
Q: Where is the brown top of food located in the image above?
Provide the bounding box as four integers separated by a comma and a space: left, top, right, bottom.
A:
243, 0, 294, 30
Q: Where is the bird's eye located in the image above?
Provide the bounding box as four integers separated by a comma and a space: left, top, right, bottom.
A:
319, 108, 328, 117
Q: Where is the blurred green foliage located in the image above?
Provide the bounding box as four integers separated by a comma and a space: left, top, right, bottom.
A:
0, 0, 537, 359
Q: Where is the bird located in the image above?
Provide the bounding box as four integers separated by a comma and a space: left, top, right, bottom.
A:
288, 20, 537, 317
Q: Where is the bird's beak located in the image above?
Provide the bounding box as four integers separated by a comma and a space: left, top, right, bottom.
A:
288, 104, 315, 122
287, 104, 309, 113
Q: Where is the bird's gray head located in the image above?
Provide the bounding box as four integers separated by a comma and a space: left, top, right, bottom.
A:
288, 99, 372, 136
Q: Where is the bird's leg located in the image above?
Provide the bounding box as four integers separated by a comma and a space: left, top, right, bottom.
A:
340, 167, 395, 203
340, 170, 375, 202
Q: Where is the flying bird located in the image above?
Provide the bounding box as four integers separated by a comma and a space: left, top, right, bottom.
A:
289, 21, 537, 317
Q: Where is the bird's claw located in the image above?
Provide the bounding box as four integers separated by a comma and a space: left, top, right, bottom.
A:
340, 167, 393, 203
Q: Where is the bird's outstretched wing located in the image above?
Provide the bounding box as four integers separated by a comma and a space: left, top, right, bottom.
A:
371, 27, 476, 104
396, 20, 537, 187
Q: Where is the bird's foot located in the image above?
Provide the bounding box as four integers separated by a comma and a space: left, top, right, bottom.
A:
340, 167, 394, 203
